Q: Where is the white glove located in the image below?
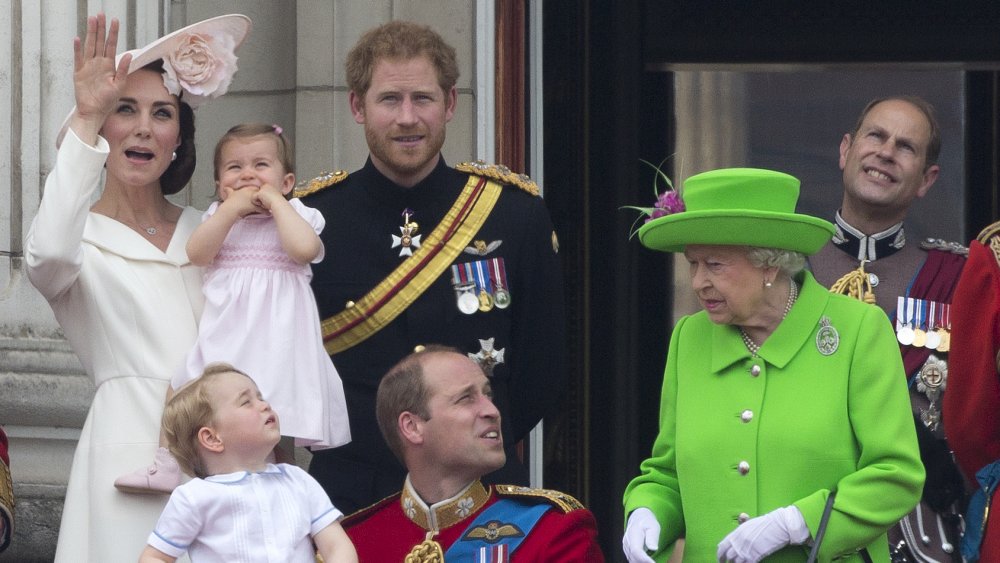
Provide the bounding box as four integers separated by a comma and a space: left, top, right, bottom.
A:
623, 507, 660, 563
717, 505, 809, 563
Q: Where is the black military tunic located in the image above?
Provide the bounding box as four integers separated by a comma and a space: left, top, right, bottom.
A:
300, 157, 566, 514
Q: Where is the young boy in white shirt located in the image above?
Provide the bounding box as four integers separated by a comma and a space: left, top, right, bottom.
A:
139, 363, 357, 563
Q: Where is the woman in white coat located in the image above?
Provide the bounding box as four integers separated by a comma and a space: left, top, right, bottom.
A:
24, 13, 249, 562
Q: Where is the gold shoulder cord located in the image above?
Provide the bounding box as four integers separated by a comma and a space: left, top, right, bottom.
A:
405, 534, 444, 563
989, 236, 1000, 270
829, 260, 876, 304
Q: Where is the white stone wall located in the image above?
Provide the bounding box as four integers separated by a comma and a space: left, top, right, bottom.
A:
0, 1, 484, 560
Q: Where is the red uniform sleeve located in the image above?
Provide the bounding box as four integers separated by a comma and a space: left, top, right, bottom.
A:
517, 508, 605, 562
943, 240, 1000, 482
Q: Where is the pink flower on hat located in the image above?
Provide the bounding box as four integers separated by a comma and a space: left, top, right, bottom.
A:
623, 157, 685, 237
162, 32, 239, 108
647, 189, 685, 222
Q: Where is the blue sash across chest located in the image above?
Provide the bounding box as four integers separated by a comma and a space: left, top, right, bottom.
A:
445, 499, 551, 562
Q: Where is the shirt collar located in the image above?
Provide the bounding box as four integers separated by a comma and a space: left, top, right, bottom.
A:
400, 476, 491, 532
205, 463, 283, 484
831, 210, 905, 261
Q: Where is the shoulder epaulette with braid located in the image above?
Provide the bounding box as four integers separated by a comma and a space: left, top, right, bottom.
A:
456, 161, 540, 196
976, 221, 1000, 268
919, 237, 969, 257
494, 484, 585, 513
292, 169, 349, 198
977, 221, 1000, 245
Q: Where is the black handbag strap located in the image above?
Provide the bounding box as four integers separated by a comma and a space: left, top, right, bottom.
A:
807, 493, 837, 562
806, 493, 873, 563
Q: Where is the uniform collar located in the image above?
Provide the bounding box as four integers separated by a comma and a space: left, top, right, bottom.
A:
400, 476, 491, 532
831, 210, 905, 261
360, 155, 455, 207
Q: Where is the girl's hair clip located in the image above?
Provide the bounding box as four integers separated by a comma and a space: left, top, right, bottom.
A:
272, 124, 283, 135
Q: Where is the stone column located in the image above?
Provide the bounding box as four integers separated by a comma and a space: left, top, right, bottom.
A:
671, 71, 749, 324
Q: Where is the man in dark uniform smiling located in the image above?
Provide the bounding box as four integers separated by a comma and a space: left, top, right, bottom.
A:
297, 20, 566, 515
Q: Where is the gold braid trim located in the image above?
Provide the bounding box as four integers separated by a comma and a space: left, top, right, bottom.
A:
829, 260, 876, 304
977, 220, 1000, 244
456, 161, 540, 196
292, 170, 349, 198
990, 236, 1000, 272
494, 484, 585, 513
973, 220, 1000, 269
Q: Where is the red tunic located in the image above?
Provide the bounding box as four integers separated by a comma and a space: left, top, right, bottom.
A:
344, 480, 603, 562
943, 236, 1000, 561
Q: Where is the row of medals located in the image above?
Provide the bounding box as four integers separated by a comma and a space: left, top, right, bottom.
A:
393, 209, 510, 315
897, 324, 950, 351
455, 281, 510, 315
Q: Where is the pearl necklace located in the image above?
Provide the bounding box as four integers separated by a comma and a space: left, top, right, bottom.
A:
739, 280, 799, 356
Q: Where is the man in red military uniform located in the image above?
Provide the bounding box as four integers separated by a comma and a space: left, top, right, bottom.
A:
943, 222, 1000, 561
343, 346, 603, 561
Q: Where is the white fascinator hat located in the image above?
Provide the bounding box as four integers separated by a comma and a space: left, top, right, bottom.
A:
56, 14, 252, 148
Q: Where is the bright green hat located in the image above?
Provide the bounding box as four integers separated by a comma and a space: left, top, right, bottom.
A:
637, 167, 835, 255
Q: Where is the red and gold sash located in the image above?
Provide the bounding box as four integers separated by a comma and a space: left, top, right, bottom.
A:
321, 176, 501, 354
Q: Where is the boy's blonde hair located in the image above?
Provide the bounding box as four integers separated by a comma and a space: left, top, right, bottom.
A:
163, 363, 252, 478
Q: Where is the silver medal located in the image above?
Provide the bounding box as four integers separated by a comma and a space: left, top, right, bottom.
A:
816, 316, 839, 356
494, 288, 511, 309
454, 282, 479, 315
896, 325, 914, 346
458, 293, 479, 314
924, 329, 941, 350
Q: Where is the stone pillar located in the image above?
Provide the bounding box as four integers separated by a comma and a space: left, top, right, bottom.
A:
671, 71, 749, 323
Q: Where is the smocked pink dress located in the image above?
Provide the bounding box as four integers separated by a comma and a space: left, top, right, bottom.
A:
174, 198, 350, 449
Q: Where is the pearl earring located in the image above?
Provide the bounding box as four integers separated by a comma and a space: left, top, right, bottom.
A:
765, 280, 773, 288
171, 151, 178, 162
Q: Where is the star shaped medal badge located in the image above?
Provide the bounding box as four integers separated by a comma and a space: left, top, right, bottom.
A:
392, 208, 421, 257
469, 338, 505, 376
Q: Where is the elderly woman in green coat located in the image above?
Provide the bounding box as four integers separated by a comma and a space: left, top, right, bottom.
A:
622, 168, 924, 563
